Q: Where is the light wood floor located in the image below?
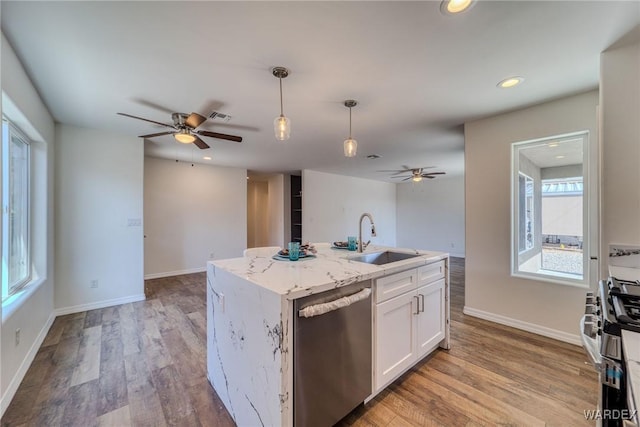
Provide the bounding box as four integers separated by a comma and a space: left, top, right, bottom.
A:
2, 258, 597, 426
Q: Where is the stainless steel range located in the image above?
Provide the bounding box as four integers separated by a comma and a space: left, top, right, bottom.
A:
581, 277, 640, 426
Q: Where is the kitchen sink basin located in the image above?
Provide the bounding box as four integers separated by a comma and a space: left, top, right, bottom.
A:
349, 251, 421, 266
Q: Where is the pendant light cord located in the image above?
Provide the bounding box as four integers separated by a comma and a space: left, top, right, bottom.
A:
279, 77, 284, 117
349, 106, 353, 138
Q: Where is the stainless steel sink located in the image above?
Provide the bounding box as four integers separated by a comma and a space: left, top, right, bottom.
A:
349, 251, 421, 265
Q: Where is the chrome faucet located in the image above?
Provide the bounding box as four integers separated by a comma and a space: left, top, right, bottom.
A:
358, 213, 377, 253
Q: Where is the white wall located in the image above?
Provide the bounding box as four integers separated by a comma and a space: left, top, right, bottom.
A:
600, 38, 640, 273
144, 157, 246, 277
1, 32, 55, 414
302, 170, 396, 246
542, 196, 583, 236
55, 124, 144, 312
396, 175, 465, 257
464, 90, 599, 344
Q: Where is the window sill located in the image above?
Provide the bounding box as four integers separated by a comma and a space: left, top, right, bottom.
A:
2, 276, 46, 324
512, 271, 589, 289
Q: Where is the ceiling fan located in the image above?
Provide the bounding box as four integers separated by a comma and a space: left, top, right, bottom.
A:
380, 166, 446, 182
117, 111, 242, 149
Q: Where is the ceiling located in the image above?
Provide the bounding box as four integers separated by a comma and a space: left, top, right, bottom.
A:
2, 1, 638, 182
521, 137, 584, 169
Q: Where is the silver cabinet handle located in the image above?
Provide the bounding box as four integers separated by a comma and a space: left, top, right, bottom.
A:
413, 295, 420, 315
419, 293, 425, 313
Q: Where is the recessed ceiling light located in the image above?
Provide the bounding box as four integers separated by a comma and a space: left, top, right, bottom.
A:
556, 155, 565, 159
497, 76, 524, 89
548, 142, 559, 148
440, 0, 475, 15
203, 156, 212, 160
366, 154, 382, 159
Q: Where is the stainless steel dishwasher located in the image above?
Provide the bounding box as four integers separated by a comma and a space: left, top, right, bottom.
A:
294, 280, 372, 427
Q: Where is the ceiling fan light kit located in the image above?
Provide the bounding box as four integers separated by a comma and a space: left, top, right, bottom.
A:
272, 66, 291, 141
381, 166, 447, 182
117, 111, 242, 150
175, 129, 196, 144
343, 99, 358, 158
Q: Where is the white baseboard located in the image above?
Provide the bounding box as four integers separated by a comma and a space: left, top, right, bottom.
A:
144, 267, 206, 280
55, 294, 146, 316
463, 306, 581, 346
1, 311, 55, 417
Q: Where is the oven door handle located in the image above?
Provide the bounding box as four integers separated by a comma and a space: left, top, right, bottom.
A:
580, 314, 603, 370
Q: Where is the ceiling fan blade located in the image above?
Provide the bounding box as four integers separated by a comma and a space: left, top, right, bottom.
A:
424, 175, 436, 179
117, 112, 174, 128
186, 112, 207, 129
192, 136, 210, 150
402, 176, 412, 181
423, 172, 446, 176
139, 131, 174, 138
197, 130, 242, 143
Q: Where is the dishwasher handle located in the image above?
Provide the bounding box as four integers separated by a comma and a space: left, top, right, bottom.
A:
298, 288, 371, 318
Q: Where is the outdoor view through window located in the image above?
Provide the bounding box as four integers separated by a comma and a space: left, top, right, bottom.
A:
512, 132, 588, 285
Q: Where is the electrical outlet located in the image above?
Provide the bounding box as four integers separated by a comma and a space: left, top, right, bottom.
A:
451, 243, 455, 248
127, 218, 142, 227
15, 328, 20, 346
209, 252, 215, 259
90, 279, 99, 288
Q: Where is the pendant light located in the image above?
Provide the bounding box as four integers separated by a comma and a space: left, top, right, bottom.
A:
272, 66, 291, 141
343, 100, 358, 157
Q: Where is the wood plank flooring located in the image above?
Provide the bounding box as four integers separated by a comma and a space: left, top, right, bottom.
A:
2, 258, 597, 426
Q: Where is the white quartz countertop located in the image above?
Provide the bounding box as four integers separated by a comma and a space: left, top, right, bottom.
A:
209, 244, 448, 299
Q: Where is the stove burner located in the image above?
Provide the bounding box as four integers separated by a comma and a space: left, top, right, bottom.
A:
606, 277, 640, 332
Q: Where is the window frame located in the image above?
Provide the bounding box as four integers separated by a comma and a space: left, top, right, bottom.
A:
517, 172, 535, 254
2, 118, 32, 300
510, 131, 590, 288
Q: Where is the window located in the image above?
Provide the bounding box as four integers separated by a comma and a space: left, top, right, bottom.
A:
518, 173, 534, 252
511, 132, 590, 286
2, 119, 31, 300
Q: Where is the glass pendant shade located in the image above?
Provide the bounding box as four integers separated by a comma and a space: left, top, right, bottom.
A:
175, 131, 196, 144
344, 138, 357, 157
343, 100, 358, 157
274, 115, 290, 141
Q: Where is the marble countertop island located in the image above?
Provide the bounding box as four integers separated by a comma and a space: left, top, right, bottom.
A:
206, 244, 448, 427
211, 243, 448, 299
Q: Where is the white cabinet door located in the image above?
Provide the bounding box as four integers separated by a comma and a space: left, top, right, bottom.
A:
415, 278, 445, 358
375, 290, 417, 391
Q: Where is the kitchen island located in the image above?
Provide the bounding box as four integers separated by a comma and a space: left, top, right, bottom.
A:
206, 244, 449, 426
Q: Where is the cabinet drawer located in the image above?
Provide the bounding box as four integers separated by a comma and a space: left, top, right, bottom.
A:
375, 269, 417, 303
417, 260, 444, 286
